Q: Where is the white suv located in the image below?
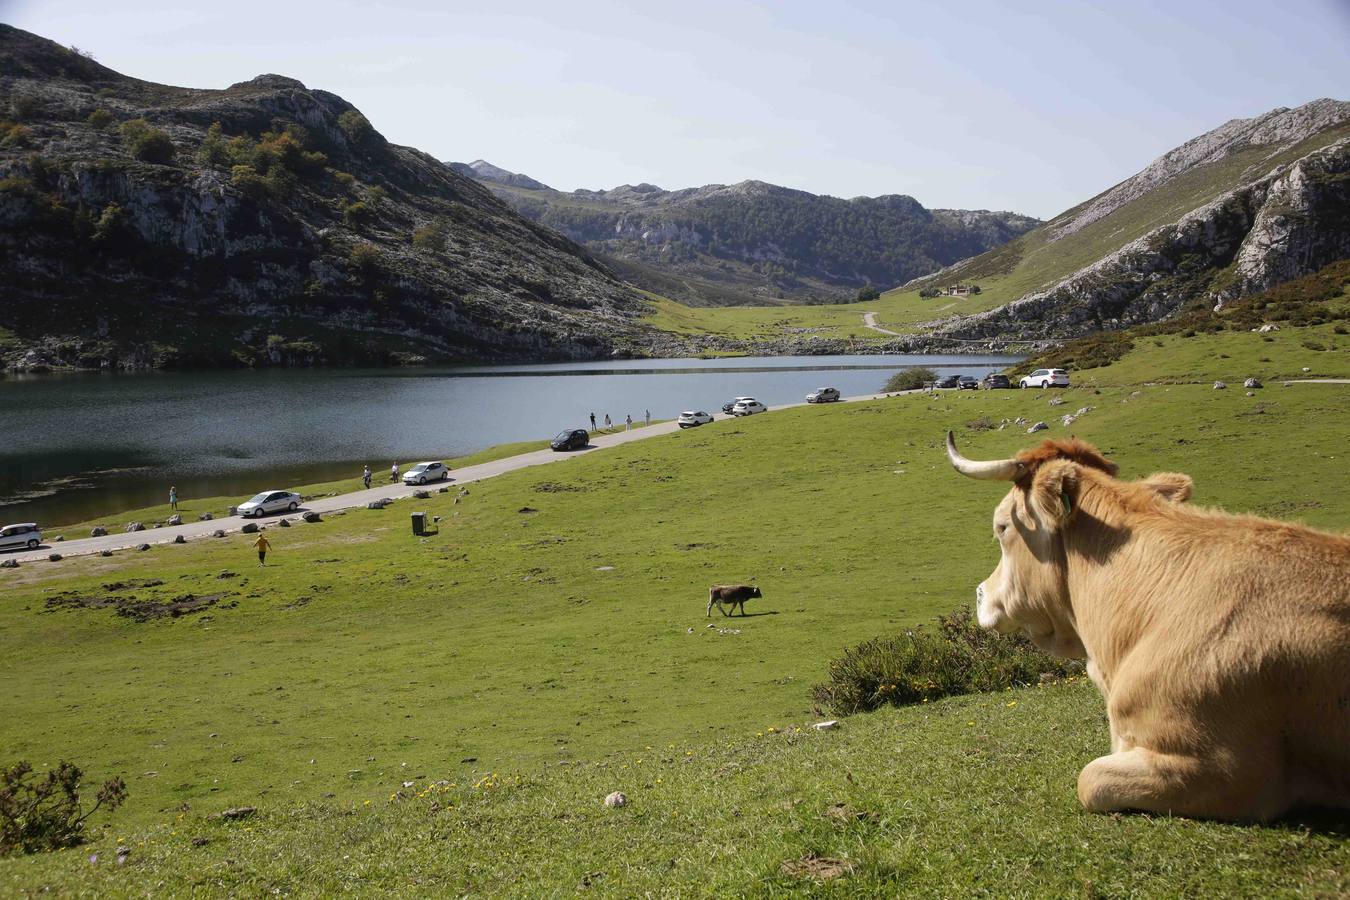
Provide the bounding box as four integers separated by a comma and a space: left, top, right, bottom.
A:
403, 461, 450, 484
0, 523, 42, 551
1020, 368, 1070, 389
730, 398, 768, 416
677, 411, 714, 428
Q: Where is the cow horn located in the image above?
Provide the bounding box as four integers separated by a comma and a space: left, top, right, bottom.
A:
945, 431, 1024, 481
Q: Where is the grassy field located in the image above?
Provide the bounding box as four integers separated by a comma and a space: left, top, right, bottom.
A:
2, 324, 1348, 893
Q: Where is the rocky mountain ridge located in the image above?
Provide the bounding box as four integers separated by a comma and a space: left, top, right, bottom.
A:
0, 25, 650, 370
447, 159, 1040, 306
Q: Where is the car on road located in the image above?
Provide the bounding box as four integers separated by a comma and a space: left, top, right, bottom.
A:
806, 387, 841, 403
677, 411, 714, 428
934, 374, 961, 389
722, 396, 756, 414
403, 461, 450, 485
0, 522, 42, 551
958, 375, 980, 390
1020, 368, 1071, 389
237, 490, 302, 518
730, 398, 768, 416
982, 373, 1012, 390
551, 429, 590, 451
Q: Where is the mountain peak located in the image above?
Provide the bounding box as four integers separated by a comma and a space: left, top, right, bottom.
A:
447, 159, 550, 191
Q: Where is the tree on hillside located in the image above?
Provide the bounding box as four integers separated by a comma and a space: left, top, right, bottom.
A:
856, 284, 881, 303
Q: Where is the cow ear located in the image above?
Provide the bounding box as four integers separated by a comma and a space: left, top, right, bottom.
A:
1139, 472, 1193, 503
1028, 460, 1079, 530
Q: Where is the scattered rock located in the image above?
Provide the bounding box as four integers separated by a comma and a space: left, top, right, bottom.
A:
212, 806, 256, 821
302, 511, 322, 523
55, 535, 64, 542
824, 802, 879, 824
213, 529, 226, 538
115, 846, 131, 866
278, 518, 290, 527
199, 512, 214, 521
166, 514, 182, 526
100, 550, 113, 557
0, 559, 18, 568
1061, 415, 1077, 427
603, 791, 627, 808
126, 522, 145, 532
367, 499, 389, 510
438, 487, 450, 494
48, 553, 62, 562
91, 526, 108, 537
240, 522, 259, 534
1246, 391, 1256, 397
1243, 377, 1263, 389
1213, 381, 1227, 390
812, 720, 840, 731
1256, 323, 1281, 332
1076, 406, 1094, 416
137, 543, 150, 552
1302, 367, 1311, 373
1048, 397, 1065, 406
1027, 421, 1049, 433
517, 506, 538, 514
174, 534, 186, 544
413, 490, 431, 499
781, 853, 852, 882
1013, 416, 1028, 426
190, 836, 209, 848
595, 565, 615, 571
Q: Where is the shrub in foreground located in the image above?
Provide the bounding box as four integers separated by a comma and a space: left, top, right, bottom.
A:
0, 761, 127, 856
883, 367, 936, 392
811, 607, 1078, 716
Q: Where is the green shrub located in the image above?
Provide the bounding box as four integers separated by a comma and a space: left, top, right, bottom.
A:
811, 607, 1076, 716
196, 121, 230, 166
86, 108, 114, 130
883, 367, 936, 392
349, 243, 381, 280
230, 164, 269, 199
333, 170, 356, 188
118, 118, 175, 164
0, 760, 127, 856
337, 110, 375, 145
366, 185, 387, 204
91, 203, 128, 244
855, 284, 881, 303
343, 201, 373, 226
411, 220, 446, 251
0, 123, 33, 149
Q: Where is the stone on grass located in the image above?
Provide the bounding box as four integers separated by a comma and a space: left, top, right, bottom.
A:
115, 846, 130, 865
302, 511, 321, 523
212, 806, 256, 821
811, 720, 840, 731
199, 512, 213, 521
174, 534, 186, 544
137, 543, 150, 552
1302, 367, 1311, 373
213, 529, 226, 538
55, 535, 64, 542
278, 518, 290, 527
91, 526, 108, 537
438, 487, 450, 494
1213, 381, 1227, 390
1027, 421, 1049, 433
166, 514, 182, 526
413, 489, 431, 499
1256, 323, 1280, 332
100, 550, 113, 557
240, 522, 259, 534
126, 522, 145, 532
0, 558, 18, 568
48, 553, 62, 562
603, 791, 627, 808
1048, 397, 1065, 406
1243, 377, 1263, 389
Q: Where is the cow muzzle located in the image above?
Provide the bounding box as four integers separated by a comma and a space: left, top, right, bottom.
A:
975, 582, 1012, 633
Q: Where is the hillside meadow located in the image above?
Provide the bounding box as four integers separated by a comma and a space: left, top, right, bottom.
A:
2, 326, 1347, 894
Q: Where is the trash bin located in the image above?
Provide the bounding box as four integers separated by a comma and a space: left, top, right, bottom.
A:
411, 511, 426, 536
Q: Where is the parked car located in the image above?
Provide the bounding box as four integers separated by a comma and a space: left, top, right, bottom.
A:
934, 374, 961, 389
677, 410, 714, 428
730, 398, 768, 416
722, 396, 756, 414
237, 490, 302, 518
403, 461, 450, 485
982, 373, 1012, 390
0, 522, 41, 551
1020, 368, 1071, 389
551, 429, 590, 451
806, 387, 841, 403
958, 375, 980, 390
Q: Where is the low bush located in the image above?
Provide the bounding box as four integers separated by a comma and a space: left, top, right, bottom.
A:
118, 118, 175, 164
811, 607, 1076, 716
0, 761, 127, 856
411, 220, 447, 251
883, 367, 936, 392
86, 108, 114, 130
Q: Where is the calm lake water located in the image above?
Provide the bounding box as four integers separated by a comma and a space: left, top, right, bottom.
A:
2, 354, 1021, 526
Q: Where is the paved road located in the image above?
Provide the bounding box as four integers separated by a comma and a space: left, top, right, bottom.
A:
4, 390, 901, 565
862, 311, 902, 336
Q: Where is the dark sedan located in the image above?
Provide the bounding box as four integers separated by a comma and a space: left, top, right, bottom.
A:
982, 373, 1012, 389
934, 374, 961, 389
550, 429, 590, 452
958, 376, 980, 390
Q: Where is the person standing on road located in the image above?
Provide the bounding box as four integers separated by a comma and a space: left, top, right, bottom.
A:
625, 414, 632, 432
253, 531, 272, 567
169, 485, 178, 510
362, 465, 372, 489
644, 409, 650, 427
604, 414, 611, 429
589, 412, 597, 431
390, 462, 399, 483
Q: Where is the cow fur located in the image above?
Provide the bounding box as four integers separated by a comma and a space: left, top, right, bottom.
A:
707, 584, 761, 617
969, 438, 1350, 821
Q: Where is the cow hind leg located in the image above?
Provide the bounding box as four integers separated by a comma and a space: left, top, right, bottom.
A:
1078, 748, 1286, 821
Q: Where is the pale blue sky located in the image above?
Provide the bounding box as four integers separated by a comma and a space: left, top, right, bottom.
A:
5, 0, 1348, 217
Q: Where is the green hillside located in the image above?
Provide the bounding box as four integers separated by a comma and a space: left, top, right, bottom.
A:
3, 301, 1348, 892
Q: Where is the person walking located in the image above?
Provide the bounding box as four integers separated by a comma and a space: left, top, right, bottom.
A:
589, 412, 597, 431
362, 465, 372, 489
644, 409, 650, 427
625, 414, 632, 432
390, 462, 400, 483
168, 485, 178, 510
604, 414, 611, 429
253, 530, 272, 567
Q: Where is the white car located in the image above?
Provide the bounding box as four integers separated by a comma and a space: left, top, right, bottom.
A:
237, 490, 302, 518
0, 522, 42, 551
677, 411, 714, 428
1020, 368, 1071, 389
403, 461, 450, 484
730, 398, 768, 416
806, 387, 841, 403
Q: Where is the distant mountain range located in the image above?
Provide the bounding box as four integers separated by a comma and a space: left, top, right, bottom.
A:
907, 98, 1350, 345
447, 159, 1040, 306
0, 25, 648, 370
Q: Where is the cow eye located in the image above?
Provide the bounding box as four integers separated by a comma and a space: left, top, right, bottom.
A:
995, 523, 1008, 537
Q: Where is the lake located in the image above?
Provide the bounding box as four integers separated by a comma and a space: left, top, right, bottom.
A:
1, 353, 1021, 526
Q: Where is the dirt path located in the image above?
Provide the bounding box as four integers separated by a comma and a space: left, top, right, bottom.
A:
862, 311, 901, 336
5, 390, 901, 565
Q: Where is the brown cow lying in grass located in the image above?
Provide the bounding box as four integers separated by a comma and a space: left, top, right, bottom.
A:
946, 431, 1350, 821
707, 584, 761, 617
